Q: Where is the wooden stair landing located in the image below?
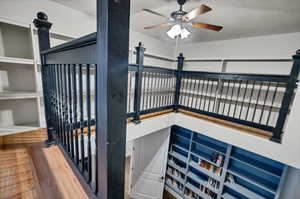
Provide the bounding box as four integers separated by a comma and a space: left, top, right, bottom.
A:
0, 130, 89, 199
0, 145, 39, 199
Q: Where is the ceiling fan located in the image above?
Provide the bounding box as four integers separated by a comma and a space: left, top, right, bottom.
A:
142, 0, 223, 39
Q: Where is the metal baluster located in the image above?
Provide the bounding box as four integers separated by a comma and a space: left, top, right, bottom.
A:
154, 73, 159, 108
227, 81, 236, 116
199, 77, 205, 110
239, 80, 249, 119
259, 82, 271, 124
222, 80, 231, 115
68, 64, 74, 158
190, 77, 197, 108
149, 73, 154, 109
183, 77, 189, 107
245, 81, 256, 121
59, 64, 64, 144
233, 80, 242, 118
212, 79, 218, 112
146, 73, 151, 109
142, 72, 146, 110
204, 78, 210, 111
94, 64, 98, 193
86, 64, 92, 182
72, 64, 79, 165
63, 64, 70, 152
267, 82, 279, 126
208, 78, 214, 112
216, 79, 225, 114
79, 64, 85, 173
195, 77, 202, 109
252, 81, 263, 122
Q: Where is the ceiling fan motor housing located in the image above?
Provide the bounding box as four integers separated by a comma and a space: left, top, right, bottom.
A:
171, 10, 188, 21
177, 0, 186, 6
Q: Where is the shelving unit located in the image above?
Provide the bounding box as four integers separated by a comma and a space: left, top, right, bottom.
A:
164, 125, 287, 199
0, 18, 72, 135
0, 19, 41, 135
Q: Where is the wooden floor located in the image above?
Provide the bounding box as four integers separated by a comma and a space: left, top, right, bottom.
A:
0, 130, 89, 199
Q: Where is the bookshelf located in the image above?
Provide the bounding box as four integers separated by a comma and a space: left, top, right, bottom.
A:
164, 125, 287, 199
0, 18, 72, 135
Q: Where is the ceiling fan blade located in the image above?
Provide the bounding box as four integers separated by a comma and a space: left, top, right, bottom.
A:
142, 9, 171, 20
182, 5, 212, 21
190, 22, 223, 32
144, 22, 172, 30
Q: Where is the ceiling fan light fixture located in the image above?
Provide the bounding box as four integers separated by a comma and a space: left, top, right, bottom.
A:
180, 28, 190, 39
167, 24, 182, 39
167, 25, 190, 39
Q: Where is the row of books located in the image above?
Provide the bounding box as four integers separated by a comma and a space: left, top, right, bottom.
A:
226, 173, 236, 184
166, 176, 184, 191
184, 185, 218, 199
208, 177, 220, 189
167, 166, 185, 180
211, 152, 224, 167
198, 159, 223, 176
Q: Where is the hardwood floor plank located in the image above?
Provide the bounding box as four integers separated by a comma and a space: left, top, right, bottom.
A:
0, 138, 89, 199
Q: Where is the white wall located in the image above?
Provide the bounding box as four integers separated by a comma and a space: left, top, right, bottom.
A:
180, 32, 300, 59
178, 32, 300, 74
0, 0, 175, 67
280, 167, 300, 199
129, 30, 175, 67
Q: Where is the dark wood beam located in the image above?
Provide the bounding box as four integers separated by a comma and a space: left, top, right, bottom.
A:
96, 0, 130, 198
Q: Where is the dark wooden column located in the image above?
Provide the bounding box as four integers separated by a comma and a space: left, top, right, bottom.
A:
174, 53, 185, 112
96, 0, 130, 198
133, 42, 145, 123
272, 49, 300, 143
33, 12, 55, 146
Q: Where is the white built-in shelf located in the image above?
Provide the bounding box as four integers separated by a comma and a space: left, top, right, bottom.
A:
187, 171, 219, 193
165, 182, 184, 199
227, 169, 276, 194
224, 182, 266, 199
189, 160, 222, 181
0, 124, 40, 136
222, 193, 237, 199
0, 91, 38, 100
166, 170, 185, 185
169, 151, 188, 163
0, 56, 34, 65
168, 160, 186, 173
185, 182, 208, 199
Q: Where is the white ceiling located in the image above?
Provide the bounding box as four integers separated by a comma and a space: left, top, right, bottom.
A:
51, 0, 300, 43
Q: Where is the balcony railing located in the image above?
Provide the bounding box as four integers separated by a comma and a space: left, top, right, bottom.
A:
35, 11, 299, 198
127, 43, 300, 143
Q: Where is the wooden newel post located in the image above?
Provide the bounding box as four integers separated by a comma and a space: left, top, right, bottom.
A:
96, 0, 130, 198
272, 49, 300, 143
33, 12, 55, 146
174, 53, 185, 112
133, 42, 145, 123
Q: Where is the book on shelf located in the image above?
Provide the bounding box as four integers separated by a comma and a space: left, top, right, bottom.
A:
211, 152, 224, 167
167, 166, 184, 179
225, 173, 236, 184
208, 177, 220, 189
198, 159, 223, 176
184, 187, 198, 199
166, 175, 184, 191
199, 185, 217, 199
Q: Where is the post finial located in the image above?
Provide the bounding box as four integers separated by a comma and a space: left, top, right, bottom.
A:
37, 12, 48, 21
293, 49, 300, 59
33, 12, 52, 29
135, 42, 146, 52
